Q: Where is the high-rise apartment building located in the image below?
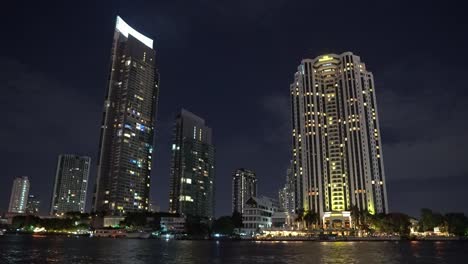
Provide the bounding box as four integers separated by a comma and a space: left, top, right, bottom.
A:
8, 176, 30, 213
93, 16, 159, 214
232, 168, 257, 214
278, 162, 295, 213
290, 52, 388, 229
50, 155, 91, 215
169, 109, 215, 219
26, 194, 41, 215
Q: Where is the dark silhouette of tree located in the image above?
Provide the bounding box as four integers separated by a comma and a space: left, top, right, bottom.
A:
212, 216, 235, 235
445, 213, 468, 236
231, 211, 243, 228
304, 211, 319, 229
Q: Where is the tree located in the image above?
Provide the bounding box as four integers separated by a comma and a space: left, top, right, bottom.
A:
418, 208, 444, 232
122, 212, 148, 228
303, 211, 319, 229
11, 215, 40, 230
231, 211, 243, 228
212, 216, 235, 235
445, 213, 468, 236
369, 213, 410, 236
295, 209, 305, 229
350, 205, 360, 227
186, 215, 211, 238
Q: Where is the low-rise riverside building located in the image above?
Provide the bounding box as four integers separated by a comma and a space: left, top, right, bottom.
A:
271, 211, 296, 229
160, 216, 186, 233
241, 196, 279, 236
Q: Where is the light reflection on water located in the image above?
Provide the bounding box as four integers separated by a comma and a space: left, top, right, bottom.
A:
0, 235, 466, 264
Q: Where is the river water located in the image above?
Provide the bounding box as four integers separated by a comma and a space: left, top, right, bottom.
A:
0, 235, 466, 263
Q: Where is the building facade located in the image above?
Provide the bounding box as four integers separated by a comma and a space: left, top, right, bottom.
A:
169, 109, 215, 219
278, 162, 295, 213
26, 194, 41, 215
290, 52, 388, 228
241, 196, 279, 236
93, 16, 159, 215
8, 176, 30, 213
232, 168, 257, 214
50, 154, 91, 215
160, 216, 186, 234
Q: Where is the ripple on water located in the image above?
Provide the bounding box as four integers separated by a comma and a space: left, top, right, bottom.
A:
0, 236, 466, 264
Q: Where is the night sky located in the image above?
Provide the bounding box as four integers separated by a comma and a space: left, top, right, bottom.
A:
1, 0, 467, 217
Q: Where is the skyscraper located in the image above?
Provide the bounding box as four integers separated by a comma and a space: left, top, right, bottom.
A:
93, 16, 159, 215
169, 109, 215, 219
8, 176, 30, 213
50, 154, 91, 215
26, 194, 41, 215
290, 52, 388, 229
232, 168, 257, 214
278, 162, 295, 213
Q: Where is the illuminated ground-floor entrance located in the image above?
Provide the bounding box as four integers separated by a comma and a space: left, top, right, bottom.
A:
323, 211, 352, 232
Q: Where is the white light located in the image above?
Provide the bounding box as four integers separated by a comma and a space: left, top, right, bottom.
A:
116, 16, 153, 49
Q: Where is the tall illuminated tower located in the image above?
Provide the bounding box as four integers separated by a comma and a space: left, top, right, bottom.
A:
232, 168, 257, 214
169, 109, 215, 219
93, 16, 159, 215
8, 176, 30, 214
290, 52, 388, 229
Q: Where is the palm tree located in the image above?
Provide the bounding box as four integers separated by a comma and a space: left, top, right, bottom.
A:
304, 211, 319, 230
295, 209, 305, 229
350, 205, 360, 228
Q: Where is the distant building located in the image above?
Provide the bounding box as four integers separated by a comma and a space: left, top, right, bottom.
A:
93, 16, 159, 215
149, 202, 160, 213
278, 162, 295, 213
103, 216, 125, 228
8, 176, 30, 213
50, 154, 90, 215
26, 194, 41, 215
169, 109, 215, 219
160, 216, 186, 234
271, 211, 296, 229
241, 196, 279, 236
232, 168, 257, 214
290, 52, 388, 228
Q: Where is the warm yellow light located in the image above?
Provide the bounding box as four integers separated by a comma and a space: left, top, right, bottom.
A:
319, 55, 334, 62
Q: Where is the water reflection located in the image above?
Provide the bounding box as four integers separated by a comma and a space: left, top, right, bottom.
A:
0, 236, 466, 264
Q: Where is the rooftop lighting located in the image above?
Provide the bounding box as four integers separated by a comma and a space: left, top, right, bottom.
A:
116, 16, 153, 49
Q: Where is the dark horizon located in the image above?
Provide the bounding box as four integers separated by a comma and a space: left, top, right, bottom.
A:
1, 0, 467, 218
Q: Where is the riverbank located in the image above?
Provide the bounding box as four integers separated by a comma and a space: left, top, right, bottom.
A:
2, 233, 464, 242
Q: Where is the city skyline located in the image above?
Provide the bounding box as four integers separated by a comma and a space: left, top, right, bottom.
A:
1, 1, 467, 218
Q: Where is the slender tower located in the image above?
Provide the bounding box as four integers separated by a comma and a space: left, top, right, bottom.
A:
8, 176, 30, 213
290, 52, 388, 229
50, 154, 90, 215
169, 109, 215, 219
232, 168, 257, 214
93, 16, 159, 215
278, 162, 295, 213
